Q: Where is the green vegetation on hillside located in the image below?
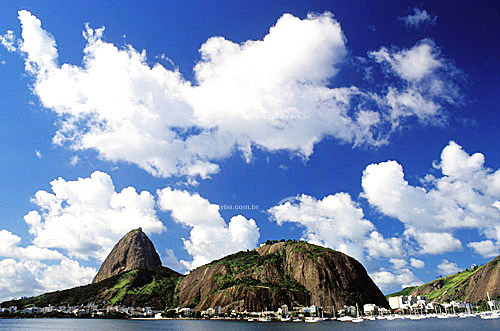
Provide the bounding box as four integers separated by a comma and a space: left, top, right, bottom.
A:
2, 266, 182, 310
387, 264, 484, 302
386, 286, 418, 298
206, 242, 310, 296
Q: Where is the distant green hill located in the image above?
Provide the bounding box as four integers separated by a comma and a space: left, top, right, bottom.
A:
387, 255, 500, 303
2, 266, 182, 310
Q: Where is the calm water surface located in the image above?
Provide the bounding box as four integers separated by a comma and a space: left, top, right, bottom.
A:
1, 317, 499, 331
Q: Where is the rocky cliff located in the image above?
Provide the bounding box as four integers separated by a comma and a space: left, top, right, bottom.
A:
176, 240, 388, 312
403, 255, 500, 303
92, 228, 162, 283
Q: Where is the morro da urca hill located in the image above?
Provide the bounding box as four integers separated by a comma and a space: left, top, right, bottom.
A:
176, 240, 388, 312
394, 254, 500, 303
92, 228, 162, 283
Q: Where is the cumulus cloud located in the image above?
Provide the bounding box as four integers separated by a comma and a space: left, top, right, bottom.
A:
410, 258, 425, 269
0, 30, 17, 52
437, 259, 460, 276
405, 229, 463, 255
362, 141, 500, 255
157, 188, 259, 269
37, 259, 96, 292
268, 193, 402, 261
163, 248, 186, 273
467, 240, 500, 258
18, 10, 57, 74
0, 230, 63, 260
0, 258, 95, 302
371, 268, 422, 293
390, 258, 407, 269
364, 231, 404, 259
370, 39, 461, 126
0, 259, 42, 302
399, 8, 437, 28
13, 10, 464, 180
24, 171, 165, 261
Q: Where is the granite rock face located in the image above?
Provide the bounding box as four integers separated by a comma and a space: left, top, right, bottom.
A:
92, 228, 162, 283
176, 241, 388, 312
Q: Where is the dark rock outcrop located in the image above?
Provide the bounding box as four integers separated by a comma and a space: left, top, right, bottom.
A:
92, 228, 162, 283
176, 241, 388, 312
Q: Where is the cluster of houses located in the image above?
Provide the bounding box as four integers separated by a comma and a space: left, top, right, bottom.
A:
388, 294, 500, 313
0, 303, 161, 318
178, 303, 389, 319
1, 302, 382, 319
2, 297, 498, 320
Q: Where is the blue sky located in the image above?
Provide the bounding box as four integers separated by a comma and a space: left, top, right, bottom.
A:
0, 0, 499, 300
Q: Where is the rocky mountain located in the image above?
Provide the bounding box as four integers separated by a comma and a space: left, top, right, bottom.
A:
92, 228, 162, 283
2, 266, 182, 310
389, 254, 500, 303
176, 240, 388, 312
3, 234, 389, 313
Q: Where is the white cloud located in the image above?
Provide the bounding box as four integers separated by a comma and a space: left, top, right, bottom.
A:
399, 8, 437, 28
162, 248, 186, 274
361, 141, 500, 255
35, 150, 42, 158
24, 171, 165, 261
390, 258, 407, 269
0, 257, 95, 302
268, 193, 403, 261
467, 240, 500, 258
0, 230, 63, 261
371, 268, 422, 293
370, 39, 461, 126
0, 259, 42, 302
364, 231, 404, 259
18, 10, 57, 74
0, 30, 17, 52
410, 258, 425, 269
404, 228, 463, 255
69, 155, 79, 166
371, 40, 442, 82
14, 10, 463, 180
37, 259, 95, 292
437, 259, 460, 276
157, 188, 259, 269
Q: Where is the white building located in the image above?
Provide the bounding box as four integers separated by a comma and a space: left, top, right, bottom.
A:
389, 296, 404, 310
363, 304, 378, 315
389, 295, 427, 310
42, 305, 54, 313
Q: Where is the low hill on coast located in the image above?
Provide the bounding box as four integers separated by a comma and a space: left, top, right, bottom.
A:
388, 255, 500, 303
2, 266, 182, 310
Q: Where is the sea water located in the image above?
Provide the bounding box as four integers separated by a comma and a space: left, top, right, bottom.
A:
1, 317, 499, 331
